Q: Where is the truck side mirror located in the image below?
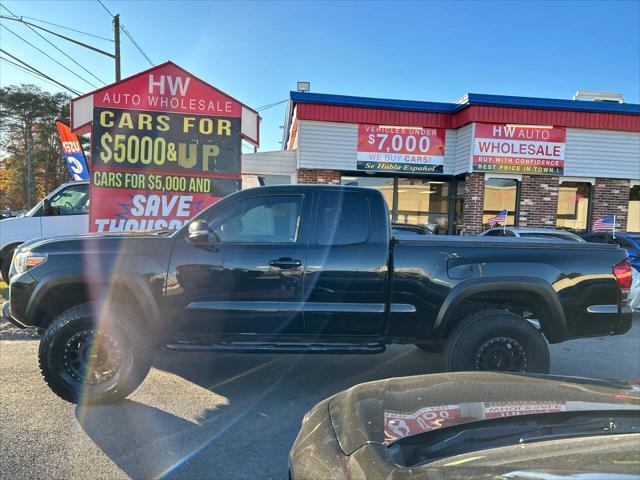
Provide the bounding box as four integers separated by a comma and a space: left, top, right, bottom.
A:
188, 220, 211, 243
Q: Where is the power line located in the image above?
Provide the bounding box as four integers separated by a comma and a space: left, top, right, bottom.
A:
0, 2, 106, 86
21, 16, 114, 42
0, 56, 68, 91
257, 99, 288, 111
120, 24, 154, 66
96, 0, 154, 67
0, 49, 81, 95
0, 23, 98, 90
96, 0, 115, 17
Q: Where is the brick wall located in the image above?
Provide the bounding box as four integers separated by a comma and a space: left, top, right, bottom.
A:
591, 178, 630, 230
462, 172, 485, 235
296, 169, 341, 184
518, 175, 560, 227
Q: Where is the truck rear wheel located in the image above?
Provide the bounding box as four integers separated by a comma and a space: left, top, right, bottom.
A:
38, 303, 152, 404
444, 309, 550, 374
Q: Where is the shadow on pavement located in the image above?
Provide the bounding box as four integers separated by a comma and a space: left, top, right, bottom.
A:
76, 346, 443, 479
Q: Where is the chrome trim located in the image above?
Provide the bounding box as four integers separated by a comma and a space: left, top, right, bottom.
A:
587, 305, 619, 314
390, 303, 417, 313
187, 301, 386, 314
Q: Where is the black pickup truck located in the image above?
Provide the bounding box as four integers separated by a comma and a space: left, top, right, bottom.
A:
1, 185, 634, 404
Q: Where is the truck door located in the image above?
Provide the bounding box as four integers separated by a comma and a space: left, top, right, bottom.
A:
303, 190, 389, 337
168, 193, 308, 335
40, 183, 89, 238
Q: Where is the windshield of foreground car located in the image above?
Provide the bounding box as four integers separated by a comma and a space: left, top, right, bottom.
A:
387, 411, 640, 468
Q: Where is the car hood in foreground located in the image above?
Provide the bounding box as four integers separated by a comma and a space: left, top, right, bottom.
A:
328, 372, 640, 455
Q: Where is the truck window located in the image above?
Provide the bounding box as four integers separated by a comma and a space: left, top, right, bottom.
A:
316, 192, 369, 246
48, 184, 89, 216
209, 195, 302, 243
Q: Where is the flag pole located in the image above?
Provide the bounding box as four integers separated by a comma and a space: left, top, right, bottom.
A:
503, 211, 507, 234
612, 215, 616, 239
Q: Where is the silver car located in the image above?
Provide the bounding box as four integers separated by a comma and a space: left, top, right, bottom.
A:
480, 227, 585, 242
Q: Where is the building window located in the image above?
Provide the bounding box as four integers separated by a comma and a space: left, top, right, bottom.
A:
453, 179, 465, 235
629, 185, 640, 232
397, 178, 449, 234
340, 175, 451, 233
340, 175, 394, 211
482, 178, 518, 227
556, 181, 591, 232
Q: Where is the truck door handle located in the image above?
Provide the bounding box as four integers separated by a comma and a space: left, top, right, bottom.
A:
269, 257, 302, 269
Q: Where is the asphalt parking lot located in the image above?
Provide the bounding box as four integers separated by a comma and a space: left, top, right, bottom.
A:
1, 318, 639, 480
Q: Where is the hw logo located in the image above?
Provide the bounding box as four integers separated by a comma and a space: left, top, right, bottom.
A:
148, 74, 191, 96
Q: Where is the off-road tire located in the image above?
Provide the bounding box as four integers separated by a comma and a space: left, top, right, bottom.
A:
1, 249, 14, 283
38, 303, 152, 404
444, 309, 550, 373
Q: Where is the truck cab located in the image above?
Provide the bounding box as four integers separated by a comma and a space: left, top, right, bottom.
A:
0, 181, 89, 282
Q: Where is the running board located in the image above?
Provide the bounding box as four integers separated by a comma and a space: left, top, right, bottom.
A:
164, 341, 386, 354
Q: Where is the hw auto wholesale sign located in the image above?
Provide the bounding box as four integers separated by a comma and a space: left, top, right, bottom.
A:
357, 124, 446, 174
70, 62, 259, 232
473, 123, 566, 175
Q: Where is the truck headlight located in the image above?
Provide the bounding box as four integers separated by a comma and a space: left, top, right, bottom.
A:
13, 252, 47, 275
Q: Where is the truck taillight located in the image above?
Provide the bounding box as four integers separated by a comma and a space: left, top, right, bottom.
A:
613, 259, 632, 303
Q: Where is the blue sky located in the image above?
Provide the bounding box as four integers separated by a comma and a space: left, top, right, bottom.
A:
1, 0, 639, 151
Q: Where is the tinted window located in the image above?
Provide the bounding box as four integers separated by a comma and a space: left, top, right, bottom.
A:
585, 235, 604, 243
615, 238, 633, 248
484, 230, 502, 236
209, 195, 302, 243
49, 184, 89, 215
316, 192, 369, 245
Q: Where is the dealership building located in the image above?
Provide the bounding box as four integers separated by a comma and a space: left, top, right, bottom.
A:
244, 91, 640, 234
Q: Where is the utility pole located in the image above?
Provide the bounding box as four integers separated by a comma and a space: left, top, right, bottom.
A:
0, 15, 121, 82
114, 14, 121, 81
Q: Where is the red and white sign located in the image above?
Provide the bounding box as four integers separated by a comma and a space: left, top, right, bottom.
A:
384, 404, 461, 443
71, 61, 259, 146
73, 62, 254, 233
93, 63, 242, 117
357, 124, 446, 174
90, 186, 222, 233
473, 123, 566, 175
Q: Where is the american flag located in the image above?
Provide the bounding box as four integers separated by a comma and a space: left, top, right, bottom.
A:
593, 215, 616, 232
488, 209, 508, 227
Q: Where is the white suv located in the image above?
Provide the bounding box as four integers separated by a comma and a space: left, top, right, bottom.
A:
0, 181, 89, 282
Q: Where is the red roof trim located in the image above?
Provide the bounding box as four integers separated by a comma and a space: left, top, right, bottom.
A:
296, 103, 640, 132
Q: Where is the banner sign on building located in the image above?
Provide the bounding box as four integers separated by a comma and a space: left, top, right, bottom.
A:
73, 62, 257, 233
357, 124, 446, 174
55, 120, 89, 181
473, 123, 566, 175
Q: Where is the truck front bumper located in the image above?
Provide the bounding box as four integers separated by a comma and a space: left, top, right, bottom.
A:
1, 300, 27, 329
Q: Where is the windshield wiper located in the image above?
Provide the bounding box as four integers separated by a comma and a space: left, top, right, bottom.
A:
388, 411, 640, 468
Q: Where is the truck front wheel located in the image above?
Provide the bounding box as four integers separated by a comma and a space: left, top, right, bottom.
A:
38, 303, 152, 404
444, 309, 550, 374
